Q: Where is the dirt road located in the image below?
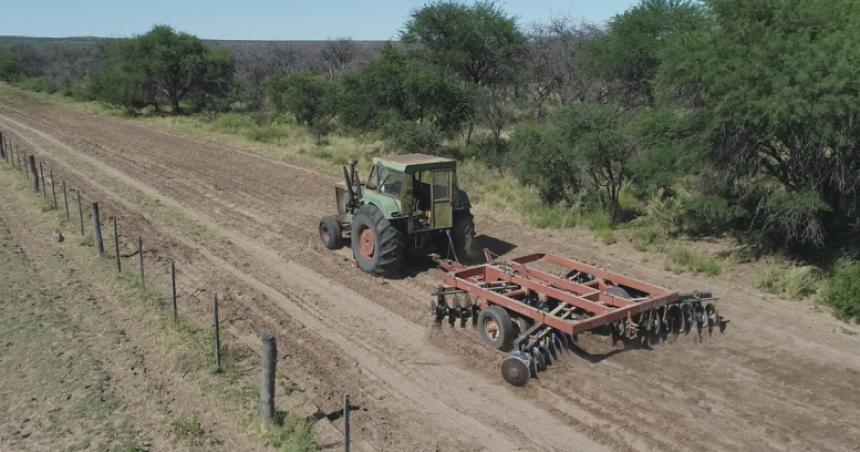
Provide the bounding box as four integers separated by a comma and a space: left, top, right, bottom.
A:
1, 86, 858, 451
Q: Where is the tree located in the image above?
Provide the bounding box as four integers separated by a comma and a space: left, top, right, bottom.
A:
511, 104, 636, 222
320, 38, 356, 76
659, 0, 860, 247
582, 0, 706, 106
267, 73, 336, 143
91, 26, 234, 113
338, 45, 473, 136
527, 18, 602, 116
402, 1, 526, 87
0, 50, 19, 82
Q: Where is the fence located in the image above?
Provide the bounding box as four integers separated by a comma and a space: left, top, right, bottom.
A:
0, 129, 352, 451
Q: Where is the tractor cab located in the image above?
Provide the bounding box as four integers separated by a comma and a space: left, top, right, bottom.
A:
324, 153, 474, 276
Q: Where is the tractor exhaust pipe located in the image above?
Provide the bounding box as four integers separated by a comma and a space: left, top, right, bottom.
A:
343, 165, 357, 211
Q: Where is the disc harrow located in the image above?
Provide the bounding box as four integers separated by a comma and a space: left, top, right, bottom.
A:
433, 251, 724, 386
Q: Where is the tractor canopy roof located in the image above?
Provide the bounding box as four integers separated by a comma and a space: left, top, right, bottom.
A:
374, 153, 456, 173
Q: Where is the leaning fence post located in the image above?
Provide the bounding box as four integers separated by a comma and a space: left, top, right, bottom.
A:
27, 155, 38, 193
62, 179, 70, 220
49, 170, 57, 209
0, 132, 5, 160
343, 392, 351, 452
214, 293, 222, 373
39, 160, 47, 198
138, 237, 145, 290
113, 217, 121, 272
76, 190, 84, 235
171, 261, 178, 324
260, 331, 277, 425
92, 202, 104, 256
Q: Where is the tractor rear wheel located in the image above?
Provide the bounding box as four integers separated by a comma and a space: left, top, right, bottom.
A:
451, 210, 476, 262
319, 216, 344, 250
477, 306, 515, 352
350, 205, 405, 277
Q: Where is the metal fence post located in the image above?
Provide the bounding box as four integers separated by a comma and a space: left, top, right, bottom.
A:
214, 293, 222, 373
138, 237, 145, 290
92, 202, 104, 256
113, 217, 121, 272
0, 132, 5, 161
171, 261, 178, 324
62, 179, 70, 220
38, 160, 46, 198
260, 331, 277, 425
50, 170, 57, 209
77, 190, 84, 235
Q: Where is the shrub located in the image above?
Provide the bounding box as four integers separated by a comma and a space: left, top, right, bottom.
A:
583, 210, 616, 244
664, 246, 721, 275
382, 120, 440, 154
820, 262, 860, 321
756, 266, 819, 299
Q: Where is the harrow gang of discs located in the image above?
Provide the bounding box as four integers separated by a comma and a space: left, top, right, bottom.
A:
433, 251, 724, 386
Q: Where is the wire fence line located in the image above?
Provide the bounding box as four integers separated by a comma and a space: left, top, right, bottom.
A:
0, 128, 353, 450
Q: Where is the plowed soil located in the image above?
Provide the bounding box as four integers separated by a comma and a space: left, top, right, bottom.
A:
1, 86, 858, 452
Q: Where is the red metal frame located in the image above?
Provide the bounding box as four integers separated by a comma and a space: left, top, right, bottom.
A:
440, 253, 679, 336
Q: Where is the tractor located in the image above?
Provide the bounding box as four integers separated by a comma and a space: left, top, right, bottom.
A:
319, 154, 476, 276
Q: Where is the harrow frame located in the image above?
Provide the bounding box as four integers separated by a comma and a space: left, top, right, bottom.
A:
434, 251, 720, 386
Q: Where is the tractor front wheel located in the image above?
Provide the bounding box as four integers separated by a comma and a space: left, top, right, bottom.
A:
350, 205, 405, 277
319, 216, 344, 250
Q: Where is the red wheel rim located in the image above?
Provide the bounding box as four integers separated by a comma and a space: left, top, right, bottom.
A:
359, 227, 376, 259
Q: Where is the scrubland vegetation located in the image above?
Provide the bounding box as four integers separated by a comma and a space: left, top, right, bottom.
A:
2, 0, 858, 321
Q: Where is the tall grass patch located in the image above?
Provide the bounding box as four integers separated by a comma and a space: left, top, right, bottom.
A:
664, 246, 721, 275
756, 266, 819, 299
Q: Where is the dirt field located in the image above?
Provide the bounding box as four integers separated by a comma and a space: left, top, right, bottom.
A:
1, 85, 858, 452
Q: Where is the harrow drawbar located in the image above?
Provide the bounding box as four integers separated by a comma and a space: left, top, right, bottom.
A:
433, 251, 724, 386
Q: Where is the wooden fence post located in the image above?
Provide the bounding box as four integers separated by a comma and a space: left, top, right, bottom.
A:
77, 190, 84, 235
62, 179, 70, 220
113, 217, 121, 273
39, 160, 46, 198
138, 237, 145, 290
0, 132, 5, 160
260, 331, 277, 425
343, 393, 351, 452
27, 155, 39, 193
214, 293, 222, 373
50, 170, 57, 209
171, 261, 178, 324
92, 202, 104, 256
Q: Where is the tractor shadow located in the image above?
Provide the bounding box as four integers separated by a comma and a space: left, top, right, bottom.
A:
398, 234, 518, 278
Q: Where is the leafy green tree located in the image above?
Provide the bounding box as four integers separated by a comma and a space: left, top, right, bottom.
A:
338, 46, 473, 135
92, 25, 234, 113
267, 73, 336, 143
510, 122, 575, 204
402, 1, 526, 86
659, 0, 860, 247
0, 49, 19, 82
582, 0, 706, 105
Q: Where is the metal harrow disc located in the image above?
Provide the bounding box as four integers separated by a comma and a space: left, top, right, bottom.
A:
501, 352, 531, 387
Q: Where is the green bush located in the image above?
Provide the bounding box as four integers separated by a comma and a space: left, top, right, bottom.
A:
820, 262, 860, 321
756, 266, 819, 299
664, 246, 721, 275
383, 120, 440, 154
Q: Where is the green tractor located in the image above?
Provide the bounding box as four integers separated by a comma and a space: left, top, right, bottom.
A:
319, 154, 476, 276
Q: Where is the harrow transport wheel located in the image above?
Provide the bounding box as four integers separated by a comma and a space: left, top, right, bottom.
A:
350, 205, 405, 277
319, 216, 343, 250
477, 306, 515, 352
451, 210, 477, 262
501, 352, 531, 387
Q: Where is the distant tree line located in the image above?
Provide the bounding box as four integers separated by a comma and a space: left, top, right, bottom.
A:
3, 0, 860, 263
